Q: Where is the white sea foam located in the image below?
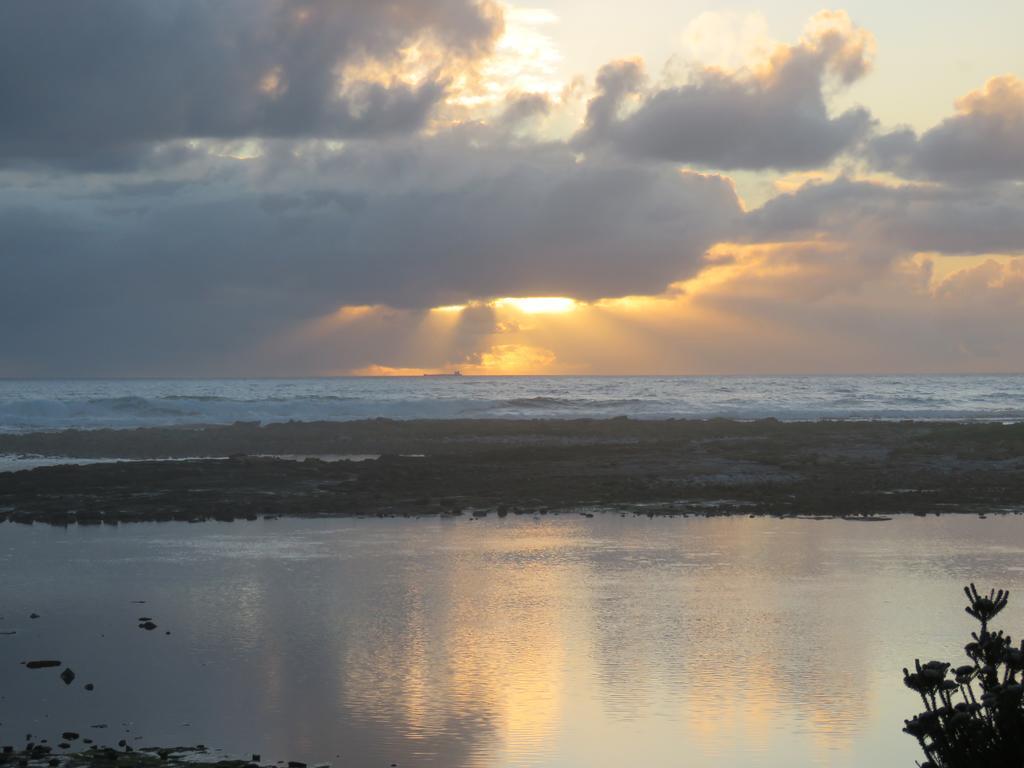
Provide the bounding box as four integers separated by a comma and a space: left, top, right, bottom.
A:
0, 375, 1022, 433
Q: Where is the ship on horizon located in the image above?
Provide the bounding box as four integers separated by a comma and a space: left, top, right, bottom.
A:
423, 370, 463, 377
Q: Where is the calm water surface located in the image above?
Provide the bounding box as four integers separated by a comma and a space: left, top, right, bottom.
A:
3, 516, 1024, 767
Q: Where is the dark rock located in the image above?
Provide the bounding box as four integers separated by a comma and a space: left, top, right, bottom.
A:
59, 668, 75, 685
60, 734, 78, 742
288, 762, 307, 768
139, 621, 157, 631
29, 614, 39, 619
24, 660, 61, 669
84, 684, 94, 691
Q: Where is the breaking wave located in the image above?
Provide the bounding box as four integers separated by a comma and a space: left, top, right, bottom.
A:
1, 375, 1023, 433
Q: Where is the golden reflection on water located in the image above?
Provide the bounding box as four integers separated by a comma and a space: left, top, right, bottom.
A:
674, 523, 878, 761
334, 518, 890, 767
342, 525, 571, 763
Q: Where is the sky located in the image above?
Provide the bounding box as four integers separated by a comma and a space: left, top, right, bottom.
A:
1, 0, 1023, 377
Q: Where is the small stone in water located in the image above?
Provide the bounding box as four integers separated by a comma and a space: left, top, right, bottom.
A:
24, 661, 61, 669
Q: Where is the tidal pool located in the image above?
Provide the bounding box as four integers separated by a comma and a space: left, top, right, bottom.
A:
3, 515, 1024, 767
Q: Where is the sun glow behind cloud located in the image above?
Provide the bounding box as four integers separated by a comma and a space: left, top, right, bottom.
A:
485, 6, 564, 99
439, 3, 565, 114
275, 225, 1024, 380
494, 296, 577, 314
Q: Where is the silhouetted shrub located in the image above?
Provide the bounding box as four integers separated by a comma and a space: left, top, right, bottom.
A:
904, 584, 1024, 767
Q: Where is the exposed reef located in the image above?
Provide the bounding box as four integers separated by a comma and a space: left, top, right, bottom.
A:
2, 418, 1024, 524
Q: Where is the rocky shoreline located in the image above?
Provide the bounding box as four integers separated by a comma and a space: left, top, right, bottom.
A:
2, 419, 1024, 524
0, 743, 266, 768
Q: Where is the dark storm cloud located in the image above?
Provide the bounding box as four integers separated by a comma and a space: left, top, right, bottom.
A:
867, 75, 1024, 183
0, 0, 501, 170
0, 132, 742, 375
574, 11, 875, 171
745, 177, 1024, 255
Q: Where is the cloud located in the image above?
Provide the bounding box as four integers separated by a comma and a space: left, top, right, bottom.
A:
575, 59, 647, 141
0, 128, 741, 376
934, 257, 1024, 302
492, 247, 1024, 375
574, 11, 875, 171
669, 247, 1024, 373
868, 75, 1024, 183
318, 248, 1024, 377
745, 177, 1024, 256
4, 5, 1024, 378
497, 92, 553, 128
0, 0, 502, 170
8, 149, 1024, 376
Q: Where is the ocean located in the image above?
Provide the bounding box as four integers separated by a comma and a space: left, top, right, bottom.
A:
0, 375, 1023, 433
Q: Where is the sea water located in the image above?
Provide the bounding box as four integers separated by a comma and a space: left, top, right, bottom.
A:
1, 375, 1023, 433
